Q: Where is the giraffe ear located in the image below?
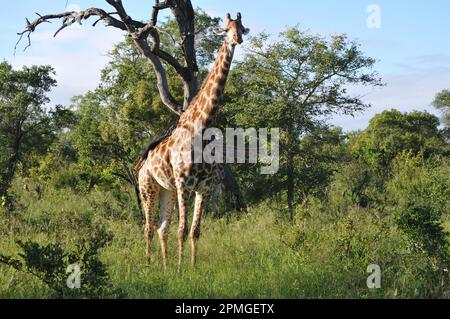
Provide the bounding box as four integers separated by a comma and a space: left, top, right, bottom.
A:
212, 27, 227, 36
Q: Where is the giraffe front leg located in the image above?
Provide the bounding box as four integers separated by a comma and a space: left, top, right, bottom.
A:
176, 184, 189, 273
157, 189, 176, 271
190, 192, 205, 267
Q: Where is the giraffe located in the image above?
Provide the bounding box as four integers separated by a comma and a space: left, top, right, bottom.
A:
135, 13, 250, 271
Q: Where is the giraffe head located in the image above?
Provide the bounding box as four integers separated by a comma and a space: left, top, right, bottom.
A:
214, 12, 250, 46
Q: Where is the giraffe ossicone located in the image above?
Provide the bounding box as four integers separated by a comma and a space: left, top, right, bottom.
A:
136, 13, 250, 271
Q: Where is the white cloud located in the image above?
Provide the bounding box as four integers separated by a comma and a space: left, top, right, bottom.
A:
8, 26, 124, 106
13, 52, 109, 105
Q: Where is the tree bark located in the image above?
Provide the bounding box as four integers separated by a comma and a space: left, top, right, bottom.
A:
286, 102, 296, 222
287, 152, 295, 222
222, 165, 247, 213
170, 0, 199, 109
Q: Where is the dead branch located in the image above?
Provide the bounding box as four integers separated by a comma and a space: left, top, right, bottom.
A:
15, 9, 130, 53
16, 0, 187, 114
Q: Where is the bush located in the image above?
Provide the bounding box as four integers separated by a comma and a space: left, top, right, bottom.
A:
0, 224, 124, 298
387, 153, 449, 257
386, 153, 449, 296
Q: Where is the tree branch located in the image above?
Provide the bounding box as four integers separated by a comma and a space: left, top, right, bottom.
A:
152, 0, 173, 26
16, 9, 128, 53
105, 0, 137, 32
17, 1, 184, 115
135, 38, 183, 114
135, 1, 190, 83
170, 0, 199, 110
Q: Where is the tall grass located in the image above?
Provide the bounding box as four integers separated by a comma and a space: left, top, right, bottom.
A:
0, 181, 449, 298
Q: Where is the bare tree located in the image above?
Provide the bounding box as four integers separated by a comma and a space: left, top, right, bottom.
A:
18, 0, 246, 212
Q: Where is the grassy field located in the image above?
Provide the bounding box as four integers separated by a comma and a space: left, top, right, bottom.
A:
0, 181, 448, 299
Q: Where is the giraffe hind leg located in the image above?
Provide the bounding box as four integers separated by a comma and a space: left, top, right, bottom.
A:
176, 183, 189, 273
157, 189, 176, 271
190, 192, 205, 267
139, 174, 160, 261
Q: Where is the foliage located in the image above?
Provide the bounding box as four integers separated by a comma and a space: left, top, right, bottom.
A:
222, 28, 382, 218
1, 7, 449, 299
1, 186, 448, 298
0, 223, 123, 298
159, 8, 224, 70
331, 110, 450, 209
385, 153, 450, 297
351, 109, 448, 170
331, 158, 374, 208
0, 62, 58, 204
387, 154, 449, 258
433, 89, 450, 127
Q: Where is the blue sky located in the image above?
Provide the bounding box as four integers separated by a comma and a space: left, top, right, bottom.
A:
1, 1, 450, 131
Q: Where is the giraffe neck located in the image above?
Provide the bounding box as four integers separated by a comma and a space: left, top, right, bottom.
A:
182, 40, 235, 130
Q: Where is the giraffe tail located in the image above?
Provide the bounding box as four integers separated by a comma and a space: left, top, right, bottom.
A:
134, 158, 146, 172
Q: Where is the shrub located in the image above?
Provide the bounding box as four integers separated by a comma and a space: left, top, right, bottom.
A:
0, 224, 124, 298
386, 153, 449, 296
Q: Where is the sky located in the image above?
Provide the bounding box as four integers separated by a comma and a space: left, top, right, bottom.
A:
1, 0, 450, 131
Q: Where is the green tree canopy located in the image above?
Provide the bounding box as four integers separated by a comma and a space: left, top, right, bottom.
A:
0, 62, 58, 203
351, 109, 449, 169
432, 89, 450, 127
222, 28, 382, 220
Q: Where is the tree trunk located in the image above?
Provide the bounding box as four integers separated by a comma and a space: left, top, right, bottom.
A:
170, 0, 199, 109
222, 165, 247, 213
286, 111, 295, 222
287, 152, 295, 222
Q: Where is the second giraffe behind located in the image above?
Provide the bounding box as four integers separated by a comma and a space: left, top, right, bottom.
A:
135, 13, 250, 272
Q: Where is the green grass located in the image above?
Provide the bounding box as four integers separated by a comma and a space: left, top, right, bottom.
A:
0, 184, 448, 299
